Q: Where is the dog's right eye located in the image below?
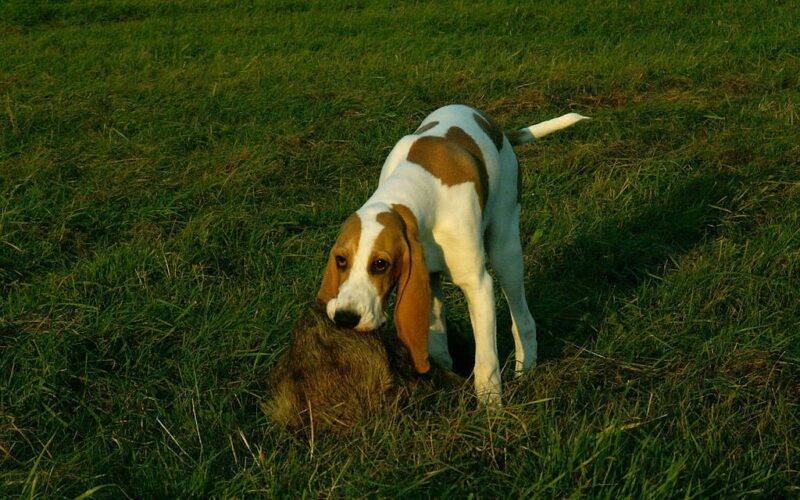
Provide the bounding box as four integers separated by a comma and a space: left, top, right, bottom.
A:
335, 255, 347, 269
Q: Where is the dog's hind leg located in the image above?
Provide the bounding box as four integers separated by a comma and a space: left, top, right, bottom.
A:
487, 204, 538, 376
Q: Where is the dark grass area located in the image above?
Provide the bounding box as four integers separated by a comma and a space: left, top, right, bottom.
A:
1, 0, 799, 496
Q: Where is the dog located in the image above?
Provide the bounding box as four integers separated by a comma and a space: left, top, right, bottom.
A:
317, 104, 587, 404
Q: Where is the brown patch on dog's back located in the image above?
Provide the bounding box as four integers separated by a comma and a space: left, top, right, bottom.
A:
407, 133, 489, 209
473, 111, 504, 151
444, 127, 490, 206
445, 126, 482, 161
414, 121, 439, 134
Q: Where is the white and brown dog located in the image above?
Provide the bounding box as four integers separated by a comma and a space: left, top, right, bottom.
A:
318, 104, 587, 404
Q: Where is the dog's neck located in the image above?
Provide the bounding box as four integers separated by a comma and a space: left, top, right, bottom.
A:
362, 163, 437, 236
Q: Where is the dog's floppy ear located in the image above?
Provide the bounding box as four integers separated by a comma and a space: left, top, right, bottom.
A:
393, 205, 431, 374
317, 250, 340, 305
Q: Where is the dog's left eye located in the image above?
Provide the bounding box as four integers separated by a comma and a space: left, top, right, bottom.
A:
371, 259, 390, 273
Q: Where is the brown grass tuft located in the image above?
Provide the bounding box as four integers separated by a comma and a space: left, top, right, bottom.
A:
264, 304, 463, 435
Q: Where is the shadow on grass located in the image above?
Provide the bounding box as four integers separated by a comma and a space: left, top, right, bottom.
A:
448, 171, 740, 375
530, 172, 738, 362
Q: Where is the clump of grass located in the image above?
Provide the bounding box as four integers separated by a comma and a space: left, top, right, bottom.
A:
264, 304, 462, 435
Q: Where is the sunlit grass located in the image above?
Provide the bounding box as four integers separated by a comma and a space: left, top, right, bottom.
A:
1, 0, 798, 496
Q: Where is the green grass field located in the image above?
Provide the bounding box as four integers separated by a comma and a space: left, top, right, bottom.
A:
2, 0, 799, 496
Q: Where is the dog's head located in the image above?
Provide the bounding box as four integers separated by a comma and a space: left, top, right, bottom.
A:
317, 203, 431, 373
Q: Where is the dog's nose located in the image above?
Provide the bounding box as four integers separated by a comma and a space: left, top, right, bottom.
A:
333, 309, 361, 329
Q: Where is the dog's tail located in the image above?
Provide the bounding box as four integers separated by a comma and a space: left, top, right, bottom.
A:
507, 113, 590, 147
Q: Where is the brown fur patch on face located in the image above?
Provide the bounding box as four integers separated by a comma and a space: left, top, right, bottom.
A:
318, 213, 361, 302
334, 213, 362, 277
406, 132, 489, 209
414, 121, 439, 134
473, 111, 504, 151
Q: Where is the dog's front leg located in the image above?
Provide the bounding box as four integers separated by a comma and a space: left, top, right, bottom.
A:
460, 269, 501, 406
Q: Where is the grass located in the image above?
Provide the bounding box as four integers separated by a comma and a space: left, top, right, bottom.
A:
1, 0, 799, 496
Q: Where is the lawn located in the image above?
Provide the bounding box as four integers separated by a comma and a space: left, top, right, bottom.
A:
1, 0, 799, 497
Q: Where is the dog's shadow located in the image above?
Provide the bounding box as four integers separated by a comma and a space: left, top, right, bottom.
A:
444, 172, 739, 375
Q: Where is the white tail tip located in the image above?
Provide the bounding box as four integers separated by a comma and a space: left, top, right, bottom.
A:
508, 113, 590, 146
530, 113, 590, 139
